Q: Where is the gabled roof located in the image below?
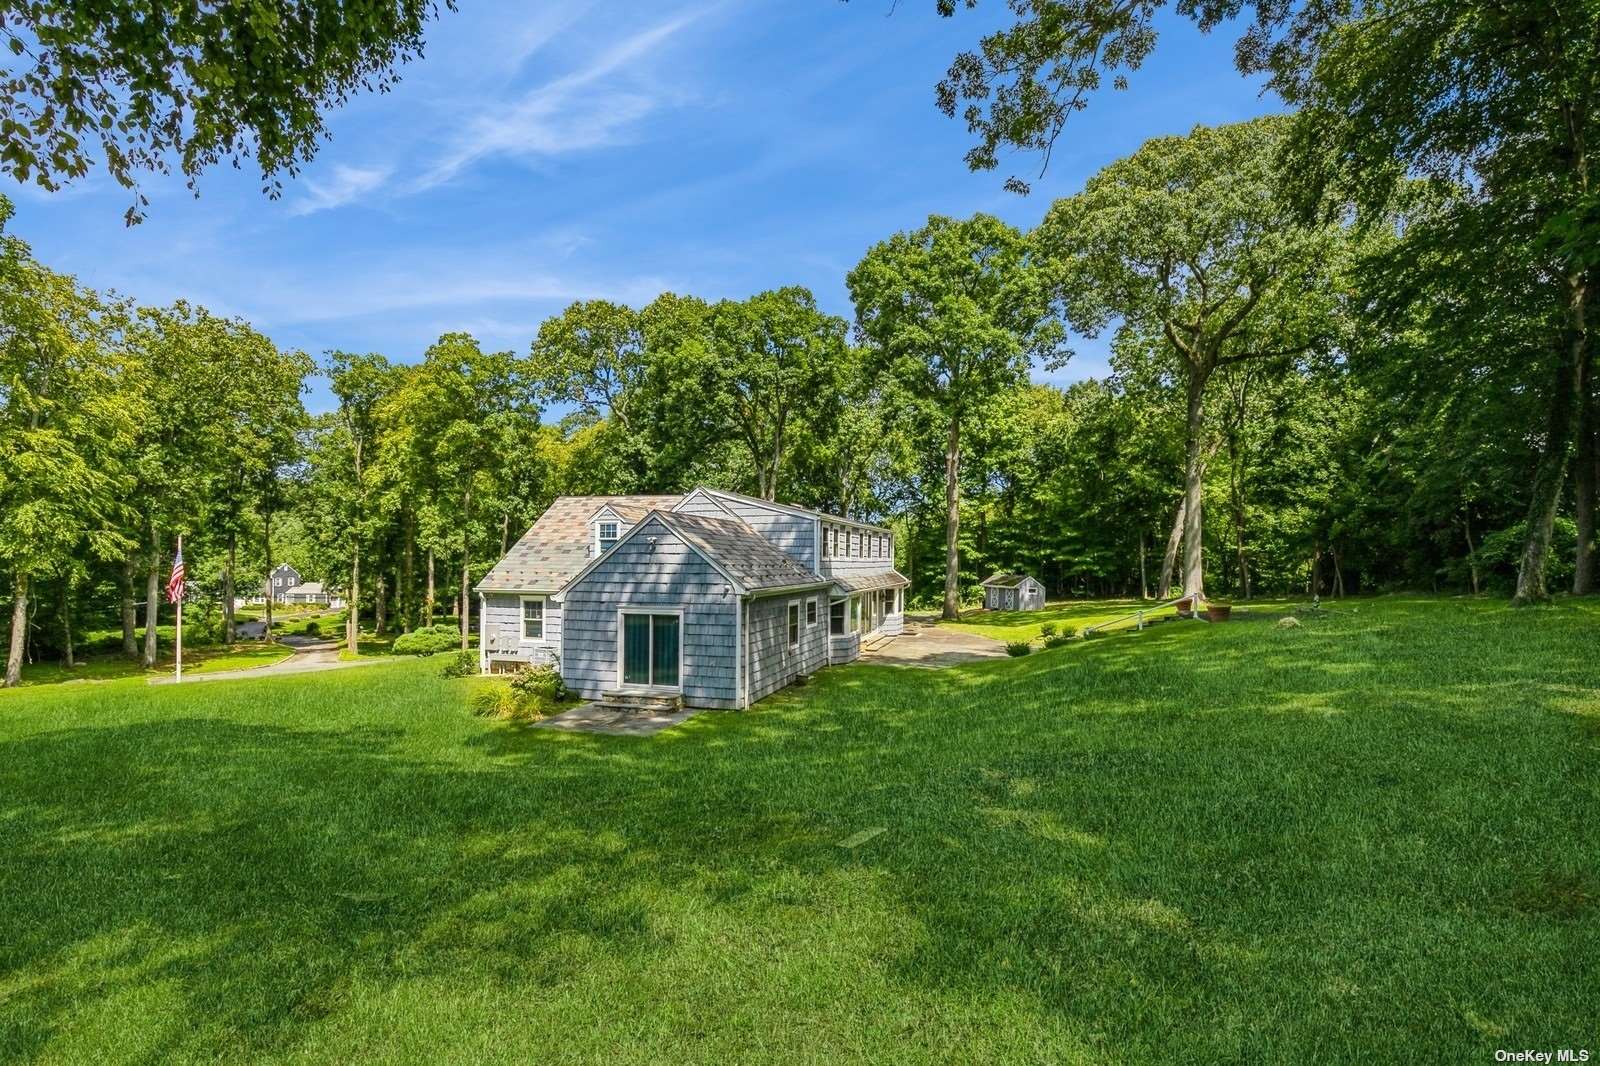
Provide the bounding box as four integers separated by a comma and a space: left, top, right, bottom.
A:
558, 508, 828, 597
476, 495, 681, 592
981, 572, 1036, 588
688, 486, 891, 534
653, 510, 828, 593
830, 569, 910, 595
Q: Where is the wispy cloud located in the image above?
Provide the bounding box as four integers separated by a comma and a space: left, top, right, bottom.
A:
288, 163, 394, 216
415, 8, 712, 190
248, 268, 679, 326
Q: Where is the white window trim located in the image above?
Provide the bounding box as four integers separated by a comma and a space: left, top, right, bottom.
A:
595, 520, 620, 555
519, 594, 547, 643
615, 606, 686, 692
787, 599, 802, 650
806, 596, 819, 629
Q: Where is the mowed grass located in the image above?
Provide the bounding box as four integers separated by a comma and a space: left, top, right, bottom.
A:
10, 642, 293, 687
943, 596, 1303, 642
1, 596, 1596, 1063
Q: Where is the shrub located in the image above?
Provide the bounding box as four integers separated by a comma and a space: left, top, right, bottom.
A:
1005, 640, 1033, 657
511, 663, 566, 705
1043, 631, 1074, 649
471, 684, 524, 719
1039, 622, 1057, 638
439, 649, 478, 678
393, 623, 460, 656
304, 620, 320, 637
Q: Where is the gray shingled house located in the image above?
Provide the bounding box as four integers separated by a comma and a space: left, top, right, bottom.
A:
475, 488, 909, 708
980, 572, 1046, 611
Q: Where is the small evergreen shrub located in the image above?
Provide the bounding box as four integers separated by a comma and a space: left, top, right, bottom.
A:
439, 649, 478, 678
511, 663, 566, 705
1005, 640, 1033, 657
304, 621, 320, 637
1043, 631, 1074, 649
393, 623, 460, 656
1039, 622, 1057, 638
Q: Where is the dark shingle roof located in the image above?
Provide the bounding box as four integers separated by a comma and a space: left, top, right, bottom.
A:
477, 495, 681, 592
653, 510, 826, 592
981, 572, 1031, 588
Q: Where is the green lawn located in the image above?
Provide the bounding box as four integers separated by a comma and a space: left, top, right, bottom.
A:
941, 596, 1302, 642
9, 642, 293, 687
1, 596, 1595, 1062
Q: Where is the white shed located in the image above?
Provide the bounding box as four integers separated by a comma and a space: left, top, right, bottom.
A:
980, 572, 1046, 611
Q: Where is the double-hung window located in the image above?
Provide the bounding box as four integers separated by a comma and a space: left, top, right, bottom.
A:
522, 597, 544, 640
806, 598, 819, 627
597, 521, 619, 554
830, 600, 845, 635
788, 602, 801, 649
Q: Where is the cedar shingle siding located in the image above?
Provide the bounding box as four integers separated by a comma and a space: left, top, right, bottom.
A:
560, 516, 742, 709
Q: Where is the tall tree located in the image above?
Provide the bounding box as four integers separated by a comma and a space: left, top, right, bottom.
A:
849, 213, 1063, 619
0, 201, 140, 685
325, 352, 396, 654
697, 287, 851, 500
1035, 118, 1339, 599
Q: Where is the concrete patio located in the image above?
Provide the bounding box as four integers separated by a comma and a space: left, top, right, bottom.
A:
857, 618, 1009, 668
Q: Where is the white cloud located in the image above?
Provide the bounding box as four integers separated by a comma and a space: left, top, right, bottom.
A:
288, 163, 394, 216
246, 268, 678, 326
415, 7, 712, 189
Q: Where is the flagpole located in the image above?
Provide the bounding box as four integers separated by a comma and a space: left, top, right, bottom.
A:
175, 534, 183, 684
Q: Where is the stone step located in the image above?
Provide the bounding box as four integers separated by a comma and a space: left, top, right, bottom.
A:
599, 690, 683, 714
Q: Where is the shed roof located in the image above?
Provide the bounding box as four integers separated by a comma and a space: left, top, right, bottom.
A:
980, 572, 1036, 588
830, 569, 910, 595
476, 495, 681, 592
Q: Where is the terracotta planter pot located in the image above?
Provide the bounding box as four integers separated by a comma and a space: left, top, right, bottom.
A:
1174, 598, 1193, 614
1207, 604, 1232, 622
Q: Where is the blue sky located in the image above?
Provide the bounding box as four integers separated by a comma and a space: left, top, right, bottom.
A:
9, 1, 1276, 413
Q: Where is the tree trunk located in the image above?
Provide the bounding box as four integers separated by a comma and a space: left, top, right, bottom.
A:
120, 559, 138, 658
143, 527, 160, 668
1573, 347, 1596, 594
262, 507, 275, 637
1158, 497, 1186, 598
403, 513, 416, 630
375, 574, 387, 636
942, 414, 961, 621
1180, 372, 1207, 600
222, 533, 236, 644
500, 513, 510, 557
1332, 545, 1345, 598
60, 577, 74, 668
1309, 542, 1322, 598
1514, 280, 1587, 604
460, 555, 471, 651
1138, 529, 1149, 600
4, 572, 27, 687
426, 548, 435, 626
347, 541, 360, 654
1463, 507, 1481, 595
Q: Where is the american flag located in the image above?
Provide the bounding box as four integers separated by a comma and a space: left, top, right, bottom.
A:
165, 546, 186, 604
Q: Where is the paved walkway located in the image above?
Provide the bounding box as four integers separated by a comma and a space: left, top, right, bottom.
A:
535, 702, 702, 736
149, 636, 390, 685
857, 618, 1010, 668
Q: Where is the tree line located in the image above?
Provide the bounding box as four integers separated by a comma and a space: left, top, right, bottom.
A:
4, 0, 1597, 683
4, 112, 1592, 686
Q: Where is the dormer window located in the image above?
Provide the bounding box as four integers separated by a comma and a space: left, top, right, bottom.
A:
597, 521, 619, 554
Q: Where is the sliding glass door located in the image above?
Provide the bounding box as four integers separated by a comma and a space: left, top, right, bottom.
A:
621, 611, 680, 688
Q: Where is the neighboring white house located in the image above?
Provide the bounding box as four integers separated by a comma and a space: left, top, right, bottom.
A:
980, 572, 1046, 611
474, 488, 909, 708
